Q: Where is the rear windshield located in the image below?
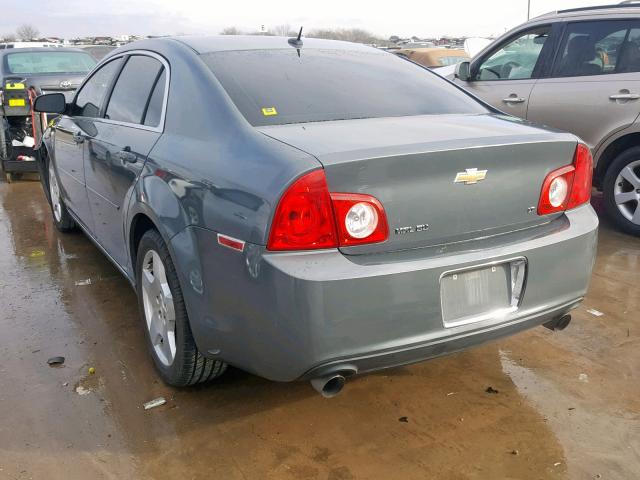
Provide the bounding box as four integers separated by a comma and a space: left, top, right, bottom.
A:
201, 48, 487, 126
5, 51, 96, 75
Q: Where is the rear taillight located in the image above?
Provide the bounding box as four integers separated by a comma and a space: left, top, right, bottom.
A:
567, 143, 593, 209
538, 143, 593, 215
267, 170, 388, 251
330, 193, 388, 246
267, 170, 338, 251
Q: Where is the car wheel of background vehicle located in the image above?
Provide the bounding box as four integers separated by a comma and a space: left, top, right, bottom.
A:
136, 229, 227, 387
0, 117, 8, 167
603, 147, 640, 236
48, 161, 76, 232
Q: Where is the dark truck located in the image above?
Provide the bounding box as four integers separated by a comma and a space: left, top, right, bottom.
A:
0, 48, 95, 182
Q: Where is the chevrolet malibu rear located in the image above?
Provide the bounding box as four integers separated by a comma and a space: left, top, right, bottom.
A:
40, 37, 598, 395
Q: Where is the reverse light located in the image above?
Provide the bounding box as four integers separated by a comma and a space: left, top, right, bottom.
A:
330, 193, 388, 246
548, 176, 569, 208
538, 143, 593, 215
346, 203, 378, 238
267, 170, 388, 251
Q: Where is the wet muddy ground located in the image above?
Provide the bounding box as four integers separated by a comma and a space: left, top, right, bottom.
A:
0, 179, 638, 480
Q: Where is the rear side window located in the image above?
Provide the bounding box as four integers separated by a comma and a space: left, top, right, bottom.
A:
74, 59, 121, 118
201, 48, 487, 126
105, 55, 163, 125
143, 69, 166, 127
553, 20, 640, 77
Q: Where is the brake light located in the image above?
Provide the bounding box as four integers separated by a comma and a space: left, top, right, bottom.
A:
330, 193, 388, 246
567, 143, 593, 209
267, 170, 389, 251
538, 143, 593, 215
267, 170, 338, 251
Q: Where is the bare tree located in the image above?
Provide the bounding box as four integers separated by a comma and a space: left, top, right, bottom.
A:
1, 33, 16, 42
308, 28, 377, 45
16, 24, 39, 41
220, 26, 242, 35
271, 24, 295, 37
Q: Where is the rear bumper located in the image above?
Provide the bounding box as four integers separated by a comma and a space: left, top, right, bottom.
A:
171, 205, 598, 382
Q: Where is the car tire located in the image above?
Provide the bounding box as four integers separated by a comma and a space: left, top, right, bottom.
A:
48, 160, 76, 232
0, 117, 8, 167
135, 229, 227, 387
603, 147, 640, 236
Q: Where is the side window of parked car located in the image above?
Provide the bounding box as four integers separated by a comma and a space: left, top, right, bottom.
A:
477, 27, 551, 80
143, 69, 166, 127
74, 59, 121, 117
553, 20, 640, 77
553, 21, 640, 77
105, 55, 164, 125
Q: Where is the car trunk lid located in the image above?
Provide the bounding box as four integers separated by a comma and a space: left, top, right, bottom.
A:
258, 113, 578, 255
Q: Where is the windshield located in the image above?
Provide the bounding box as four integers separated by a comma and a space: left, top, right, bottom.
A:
201, 48, 487, 126
5, 51, 96, 75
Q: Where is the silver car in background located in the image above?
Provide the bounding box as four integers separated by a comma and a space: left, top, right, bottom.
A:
453, 3, 640, 236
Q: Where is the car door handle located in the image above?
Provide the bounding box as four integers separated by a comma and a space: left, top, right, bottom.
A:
609, 93, 640, 100
116, 148, 137, 163
502, 97, 526, 104
72, 132, 85, 144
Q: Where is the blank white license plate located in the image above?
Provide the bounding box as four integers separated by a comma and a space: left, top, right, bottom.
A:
440, 260, 525, 327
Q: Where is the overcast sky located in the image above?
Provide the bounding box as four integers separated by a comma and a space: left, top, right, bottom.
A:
1, 0, 608, 39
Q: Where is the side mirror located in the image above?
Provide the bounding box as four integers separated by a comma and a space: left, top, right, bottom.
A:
454, 61, 471, 81
33, 93, 66, 114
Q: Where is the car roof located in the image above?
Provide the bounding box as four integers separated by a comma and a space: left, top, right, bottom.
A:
396, 47, 467, 55
534, 3, 640, 21
0, 47, 89, 56
167, 35, 377, 54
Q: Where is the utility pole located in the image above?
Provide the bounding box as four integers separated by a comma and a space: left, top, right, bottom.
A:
527, 0, 531, 20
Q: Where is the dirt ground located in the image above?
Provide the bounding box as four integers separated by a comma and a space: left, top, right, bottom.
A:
0, 178, 638, 480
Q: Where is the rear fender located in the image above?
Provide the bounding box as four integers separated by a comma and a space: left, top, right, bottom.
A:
593, 124, 640, 187
125, 168, 192, 282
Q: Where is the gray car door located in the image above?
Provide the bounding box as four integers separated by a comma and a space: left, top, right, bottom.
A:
54, 58, 122, 231
84, 54, 166, 268
527, 20, 640, 152
455, 25, 554, 118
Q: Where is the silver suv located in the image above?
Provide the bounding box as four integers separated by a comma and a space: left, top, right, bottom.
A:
453, 2, 640, 235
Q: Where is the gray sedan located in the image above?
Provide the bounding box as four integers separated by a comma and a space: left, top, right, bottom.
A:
34, 36, 598, 397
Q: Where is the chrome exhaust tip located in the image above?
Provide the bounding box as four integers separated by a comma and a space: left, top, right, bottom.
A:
310, 374, 346, 398
543, 314, 572, 331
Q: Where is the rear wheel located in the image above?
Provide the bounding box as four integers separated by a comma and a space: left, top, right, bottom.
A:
48, 161, 76, 232
603, 148, 640, 236
136, 229, 227, 386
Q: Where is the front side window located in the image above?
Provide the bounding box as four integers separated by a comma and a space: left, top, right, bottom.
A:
477, 27, 550, 80
105, 55, 163, 125
73, 59, 121, 118
202, 48, 487, 127
554, 20, 640, 77
5, 51, 96, 75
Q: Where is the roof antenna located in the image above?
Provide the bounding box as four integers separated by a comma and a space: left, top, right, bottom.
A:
288, 26, 303, 49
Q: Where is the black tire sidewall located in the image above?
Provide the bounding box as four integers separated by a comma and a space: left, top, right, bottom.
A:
603, 147, 640, 236
47, 159, 75, 232
135, 229, 198, 386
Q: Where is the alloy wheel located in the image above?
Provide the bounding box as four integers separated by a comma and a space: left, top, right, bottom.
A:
613, 159, 640, 225
141, 249, 177, 366
49, 163, 62, 223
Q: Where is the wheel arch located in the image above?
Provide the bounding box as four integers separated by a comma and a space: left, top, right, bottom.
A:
129, 212, 159, 274
594, 131, 640, 189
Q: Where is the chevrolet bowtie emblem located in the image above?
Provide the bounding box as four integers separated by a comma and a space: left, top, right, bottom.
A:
454, 168, 488, 185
